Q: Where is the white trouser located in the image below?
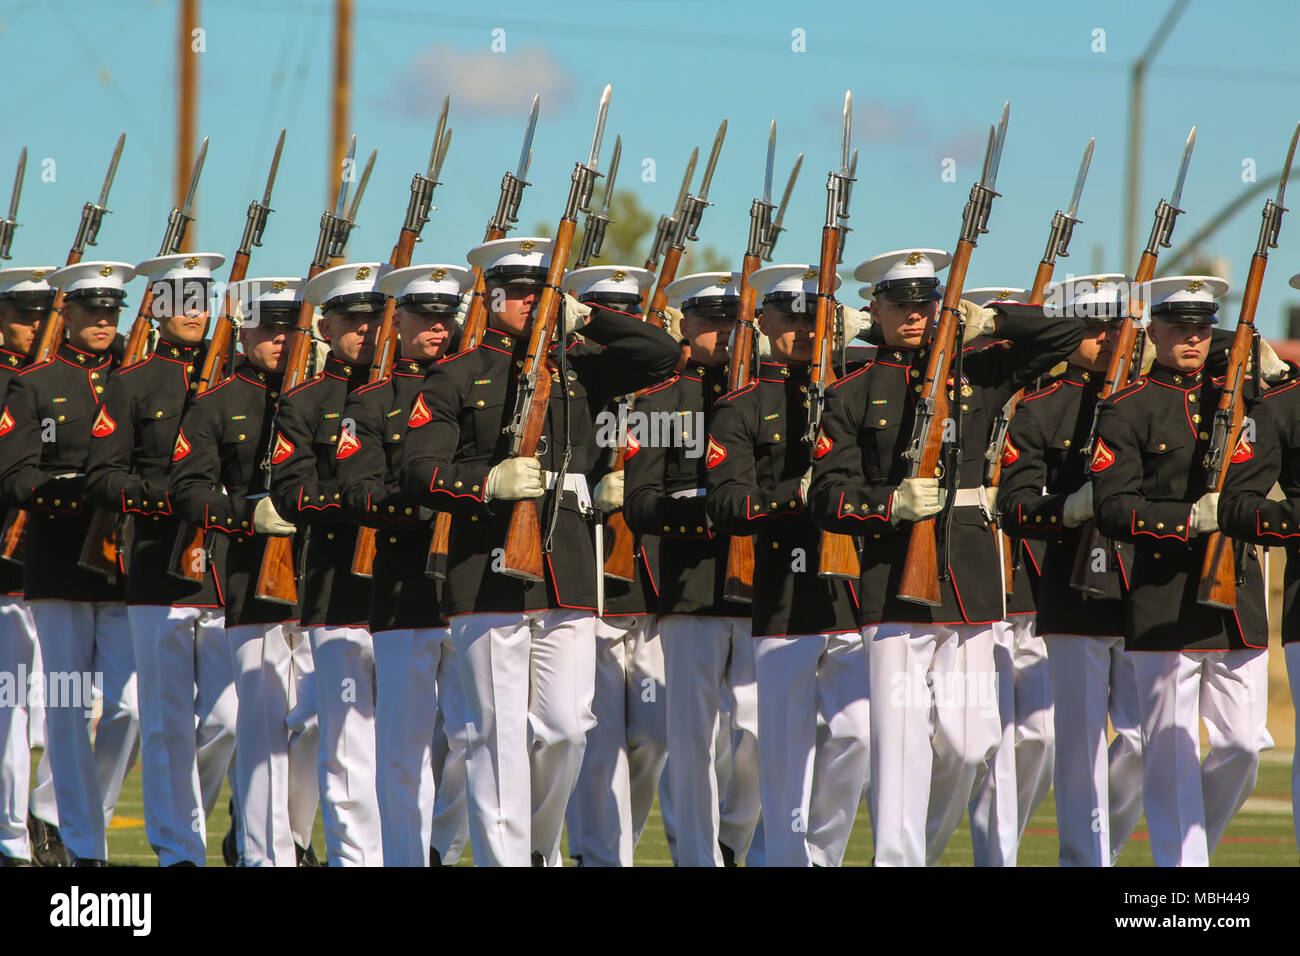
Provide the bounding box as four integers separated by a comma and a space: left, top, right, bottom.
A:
28, 599, 138, 862
656, 711, 725, 866
1131, 648, 1271, 867
374, 626, 469, 866
0, 597, 38, 858
452, 609, 596, 867
1011, 617, 1054, 832
865, 621, 1001, 867
659, 614, 760, 866
127, 604, 237, 866
754, 631, 870, 867
1287, 643, 1300, 854
1048, 634, 1143, 866
565, 614, 668, 866
309, 625, 381, 866
968, 619, 1020, 866
227, 621, 319, 866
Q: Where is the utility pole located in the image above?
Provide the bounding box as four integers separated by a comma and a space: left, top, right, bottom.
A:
178, 0, 199, 252
1122, 0, 1191, 268
329, 0, 353, 209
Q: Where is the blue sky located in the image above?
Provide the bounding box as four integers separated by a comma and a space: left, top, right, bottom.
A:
3, 0, 1300, 332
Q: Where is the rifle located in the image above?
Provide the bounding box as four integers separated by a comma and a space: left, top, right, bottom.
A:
601, 121, 726, 583
0, 146, 26, 261
984, 138, 1093, 596
1071, 127, 1197, 597
808, 92, 863, 582
79, 138, 210, 580
0, 133, 125, 565
352, 101, 452, 579
640, 149, 698, 314
253, 138, 375, 605
723, 122, 802, 602
898, 104, 1010, 606
1198, 122, 1299, 609
168, 130, 286, 582
426, 96, 540, 580
498, 84, 612, 583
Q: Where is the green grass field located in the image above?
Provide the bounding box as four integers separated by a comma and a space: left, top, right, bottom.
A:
45, 748, 1297, 866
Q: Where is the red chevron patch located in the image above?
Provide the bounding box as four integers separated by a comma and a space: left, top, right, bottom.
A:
408, 393, 432, 428
1090, 437, 1115, 472
336, 427, 361, 460
270, 432, 294, 465
705, 436, 727, 469
171, 428, 191, 461
92, 406, 116, 437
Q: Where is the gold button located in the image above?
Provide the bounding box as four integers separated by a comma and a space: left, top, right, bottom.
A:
155, 410, 164, 418
392, 434, 400, 440
1138, 520, 1145, 527
330, 435, 337, 443
770, 501, 778, 509
696, 526, 704, 533
845, 503, 854, 512
1050, 516, 1057, 523
470, 516, 478, 522
771, 541, 780, 549
387, 506, 395, 513
90, 372, 99, 380
1153, 552, 1162, 559
788, 500, 797, 507
713, 384, 722, 393
1177, 525, 1185, 532
238, 433, 246, 441
389, 536, 398, 543
1263, 522, 1270, 529
873, 532, 881, 539
472, 485, 479, 492
52, 499, 60, 507
663, 525, 672, 532
334, 493, 340, 500
186, 365, 194, 373
241, 520, 248, 528
1063, 439, 1071, 448
126, 498, 133, 505
95, 386, 103, 393
404, 507, 413, 515
914, 384, 923, 393
326, 531, 335, 540
800, 385, 808, 393
879, 419, 887, 426
679, 526, 687, 533
1200, 432, 1209, 440
436, 479, 444, 486
476, 400, 485, 408
1189, 394, 1197, 403
961, 404, 969, 412
35, 497, 42, 504
57, 415, 65, 423
454, 480, 463, 488
1035, 515, 1042, 523
1156, 522, 1164, 530
772, 433, 780, 440
1158, 443, 1166, 451
270, 391, 278, 399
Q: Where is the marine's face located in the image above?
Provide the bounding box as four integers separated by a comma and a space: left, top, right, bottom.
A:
758, 306, 816, 364
487, 281, 541, 337
1149, 317, 1212, 373
397, 308, 456, 361
870, 297, 938, 349
64, 301, 119, 353
1070, 321, 1122, 372
0, 304, 43, 355
240, 323, 290, 373
319, 310, 377, 365
682, 309, 736, 366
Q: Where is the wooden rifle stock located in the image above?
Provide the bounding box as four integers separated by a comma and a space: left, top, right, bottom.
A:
426, 226, 508, 580
352, 230, 418, 579
897, 241, 974, 605
499, 216, 579, 582
1198, 255, 1267, 609
721, 251, 761, 603
169, 250, 250, 582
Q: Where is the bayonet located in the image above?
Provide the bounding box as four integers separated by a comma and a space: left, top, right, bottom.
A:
1258, 121, 1300, 256
433, 128, 452, 183
986, 101, 1010, 191
587, 83, 612, 173
697, 119, 727, 202
839, 91, 853, 175
98, 133, 125, 210
979, 125, 996, 187
157, 136, 209, 255
773, 153, 801, 231
0, 147, 26, 260
334, 135, 358, 218
517, 94, 540, 180
262, 128, 286, 209
427, 95, 450, 180
575, 135, 621, 269
181, 137, 208, 220
238, 130, 286, 257
1066, 137, 1095, 220
675, 148, 698, 218
1169, 125, 1197, 211
763, 121, 776, 206
1275, 121, 1299, 210
347, 149, 377, 224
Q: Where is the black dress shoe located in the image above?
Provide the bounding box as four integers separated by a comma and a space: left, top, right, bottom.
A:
429, 846, 442, 867
295, 843, 321, 867
73, 858, 107, 867
719, 841, 738, 868
221, 799, 239, 867
27, 814, 68, 868
0, 852, 33, 867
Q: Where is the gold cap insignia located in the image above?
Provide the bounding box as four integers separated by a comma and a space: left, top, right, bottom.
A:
715, 274, 733, 287
1090, 278, 1103, 290
519, 240, 536, 253
1186, 279, 1204, 292
271, 280, 288, 292
612, 270, 627, 282
355, 266, 371, 281
998, 290, 1014, 299
431, 268, 447, 281
904, 251, 924, 265
30, 270, 45, 279
802, 269, 819, 280
184, 255, 200, 269
99, 265, 114, 277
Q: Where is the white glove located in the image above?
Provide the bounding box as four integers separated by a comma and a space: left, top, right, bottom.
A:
484, 456, 544, 503
756, 331, 772, 359
253, 496, 296, 536
1062, 482, 1093, 528
890, 477, 946, 524
1258, 338, 1289, 384
837, 303, 872, 342
593, 470, 624, 512
798, 466, 813, 506
1138, 333, 1157, 375
984, 485, 998, 517
561, 293, 592, 337
957, 299, 998, 337
1189, 492, 1220, 536
663, 305, 685, 341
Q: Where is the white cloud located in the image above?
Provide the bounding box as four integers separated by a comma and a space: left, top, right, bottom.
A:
390, 44, 574, 120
